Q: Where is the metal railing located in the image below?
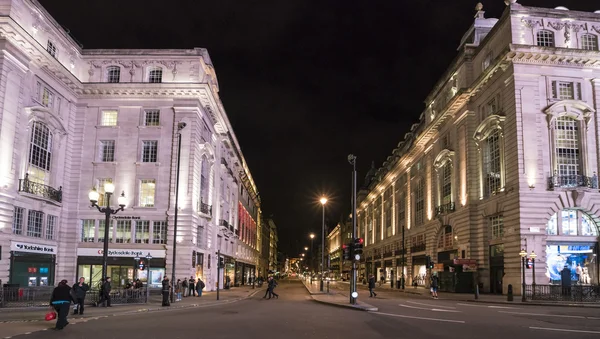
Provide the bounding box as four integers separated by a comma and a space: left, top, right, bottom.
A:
548, 174, 598, 190
0, 286, 150, 308
525, 284, 600, 302
18, 174, 62, 203
435, 202, 455, 216
200, 201, 212, 216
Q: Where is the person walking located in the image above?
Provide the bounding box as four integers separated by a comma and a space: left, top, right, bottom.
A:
175, 279, 182, 301
161, 276, 171, 306
196, 278, 205, 297
263, 276, 273, 299
368, 274, 377, 297
268, 277, 279, 299
188, 276, 196, 297
431, 274, 439, 299
50, 279, 74, 330
72, 277, 89, 315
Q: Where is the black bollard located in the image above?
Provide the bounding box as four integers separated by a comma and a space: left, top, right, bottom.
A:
507, 284, 513, 301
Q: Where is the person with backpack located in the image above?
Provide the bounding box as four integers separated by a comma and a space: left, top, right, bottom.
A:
431, 274, 439, 299
196, 278, 205, 297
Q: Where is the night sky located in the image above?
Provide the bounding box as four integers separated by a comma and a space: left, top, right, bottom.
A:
38, 0, 597, 256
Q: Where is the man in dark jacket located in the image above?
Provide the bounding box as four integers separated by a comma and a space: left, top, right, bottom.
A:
72, 277, 90, 315
188, 276, 196, 297
50, 279, 73, 330
98, 277, 112, 307
162, 276, 171, 306
368, 274, 377, 297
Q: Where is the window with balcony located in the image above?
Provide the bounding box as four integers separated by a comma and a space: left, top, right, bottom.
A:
106, 66, 121, 83
144, 110, 160, 126
13, 206, 24, 235
546, 209, 598, 237
142, 141, 158, 162
100, 140, 115, 162
29, 122, 52, 183
139, 179, 156, 207
81, 219, 95, 242
27, 210, 44, 238
148, 67, 162, 83
101, 110, 118, 126
536, 30, 555, 47
581, 34, 598, 51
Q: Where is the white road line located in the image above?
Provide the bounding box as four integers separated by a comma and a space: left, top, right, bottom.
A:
456, 303, 520, 309
500, 311, 600, 320
406, 301, 456, 309
399, 304, 461, 313
530, 326, 600, 334
371, 311, 465, 323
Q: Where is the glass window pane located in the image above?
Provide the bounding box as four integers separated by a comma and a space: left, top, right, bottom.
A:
561, 210, 577, 235
547, 213, 557, 235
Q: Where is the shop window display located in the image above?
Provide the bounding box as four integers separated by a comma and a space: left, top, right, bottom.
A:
546, 244, 597, 285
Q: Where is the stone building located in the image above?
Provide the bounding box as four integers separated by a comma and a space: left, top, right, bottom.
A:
357, 2, 600, 295
0, 0, 262, 291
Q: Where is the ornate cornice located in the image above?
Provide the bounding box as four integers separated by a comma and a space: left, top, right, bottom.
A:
507, 46, 600, 68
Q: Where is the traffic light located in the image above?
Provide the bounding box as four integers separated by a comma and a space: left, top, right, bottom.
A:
342, 243, 351, 261
526, 258, 532, 269
138, 260, 146, 271
426, 256, 432, 269
353, 238, 364, 261
429, 260, 435, 269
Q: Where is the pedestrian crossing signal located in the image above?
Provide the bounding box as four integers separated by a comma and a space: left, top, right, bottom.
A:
342, 244, 351, 261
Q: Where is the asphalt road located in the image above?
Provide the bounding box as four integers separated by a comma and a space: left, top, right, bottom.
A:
5, 279, 600, 339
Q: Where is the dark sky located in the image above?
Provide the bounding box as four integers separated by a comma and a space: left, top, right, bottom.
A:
39, 0, 597, 256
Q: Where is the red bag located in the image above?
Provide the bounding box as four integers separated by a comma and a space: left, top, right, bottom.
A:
45, 311, 57, 321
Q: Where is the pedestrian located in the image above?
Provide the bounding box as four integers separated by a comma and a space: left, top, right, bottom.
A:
196, 278, 205, 297
188, 276, 196, 297
161, 276, 171, 306
263, 276, 273, 299
431, 274, 439, 299
368, 274, 377, 297
50, 279, 74, 330
175, 279, 182, 301
72, 277, 89, 315
98, 277, 112, 307
268, 277, 279, 299
182, 277, 188, 297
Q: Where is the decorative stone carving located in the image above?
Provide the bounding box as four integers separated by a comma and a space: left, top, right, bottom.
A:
87, 61, 101, 77
592, 26, 600, 34
521, 18, 542, 29
544, 100, 595, 130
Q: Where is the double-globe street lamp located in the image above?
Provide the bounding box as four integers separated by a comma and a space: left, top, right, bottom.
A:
319, 197, 327, 292
89, 183, 127, 282
519, 249, 537, 302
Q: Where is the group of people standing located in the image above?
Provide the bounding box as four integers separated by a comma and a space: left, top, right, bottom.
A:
174, 276, 206, 301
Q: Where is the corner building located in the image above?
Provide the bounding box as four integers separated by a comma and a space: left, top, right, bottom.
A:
0, 0, 261, 291
357, 2, 600, 295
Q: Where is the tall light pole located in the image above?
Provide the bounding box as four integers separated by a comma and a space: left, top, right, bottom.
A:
348, 154, 358, 304
519, 248, 527, 302
319, 197, 327, 292
309, 233, 315, 273
171, 122, 186, 302
89, 183, 127, 282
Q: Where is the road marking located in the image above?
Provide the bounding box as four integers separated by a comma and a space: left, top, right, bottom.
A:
456, 303, 520, 309
530, 326, 600, 334
399, 304, 461, 313
371, 311, 465, 323
406, 301, 456, 309
500, 311, 600, 320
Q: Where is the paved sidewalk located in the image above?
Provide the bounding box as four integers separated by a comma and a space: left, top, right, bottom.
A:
336, 280, 600, 308
301, 279, 377, 312
0, 287, 263, 322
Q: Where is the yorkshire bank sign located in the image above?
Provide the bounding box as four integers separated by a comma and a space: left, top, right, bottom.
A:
77, 248, 166, 258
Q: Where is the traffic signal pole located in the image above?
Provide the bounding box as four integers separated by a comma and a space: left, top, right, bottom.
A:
349, 155, 358, 305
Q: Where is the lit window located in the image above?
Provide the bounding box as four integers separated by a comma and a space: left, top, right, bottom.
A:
483, 129, 502, 196
41, 88, 54, 108
115, 220, 131, 243
140, 179, 156, 207
554, 116, 580, 180
148, 67, 162, 83
100, 140, 115, 162
561, 210, 578, 235
536, 30, 554, 47
153, 221, 167, 244
581, 214, 597, 236
107, 66, 120, 83
142, 141, 158, 162
101, 110, 118, 126
135, 221, 150, 244
81, 219, 95, 242
47, 41, 57, 57
442, 163, 452, 205
29, 122, 52, 177
144, 110, 160, 126
581, 34, 598, 51
490, 215, 504, 239
96, 178, 113, 207
13, 206, 24, 235
27, 210, 44, 238
46, 215, 57, 240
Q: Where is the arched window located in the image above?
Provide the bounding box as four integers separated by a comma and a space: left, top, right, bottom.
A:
148, 67, 162, 83
106, 66, 120, 83
581, 34, 598, 51
546, 209, 599, 236
554, 116, 581, 184
28, 122, 52, 184
537, 30, 555, 47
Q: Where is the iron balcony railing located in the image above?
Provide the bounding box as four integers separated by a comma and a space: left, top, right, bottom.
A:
435, 202, 455, 216
18, 174, 62, 203
200, 201, 212, 216
548, 174, 598, 190
410, 243, 426, 253
524, 284, 600, 303
220, 219, 230, 228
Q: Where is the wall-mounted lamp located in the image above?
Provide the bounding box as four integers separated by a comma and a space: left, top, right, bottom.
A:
528, 184, 535, 190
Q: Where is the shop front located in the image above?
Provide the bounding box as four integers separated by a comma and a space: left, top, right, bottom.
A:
9, 241, 57, 287
193, 251, 205, 281
546, 243, 598, 285
234, 261, 256, 286
222, 255, 235, 288
412, 256, 427, 286
76, 248, 166, 289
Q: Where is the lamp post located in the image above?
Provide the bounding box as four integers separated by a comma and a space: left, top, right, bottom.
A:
309, 233, 315, 274
348, 154, 358, 304
171, 122, 186, 302
519, 248, 527, 302
530, 251, 537, 298
89, 183, 126, 282
319, 197, 327, 292
401, 223, 405, 290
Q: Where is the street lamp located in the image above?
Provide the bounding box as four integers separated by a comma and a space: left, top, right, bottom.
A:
519, 248, 527, 302
89, 183, 126, 282
304, 247, 308, 251
530, 251, 537, 297
171, 122, 186, 302
309, 233, 315, 273
319, 197, 327, 292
